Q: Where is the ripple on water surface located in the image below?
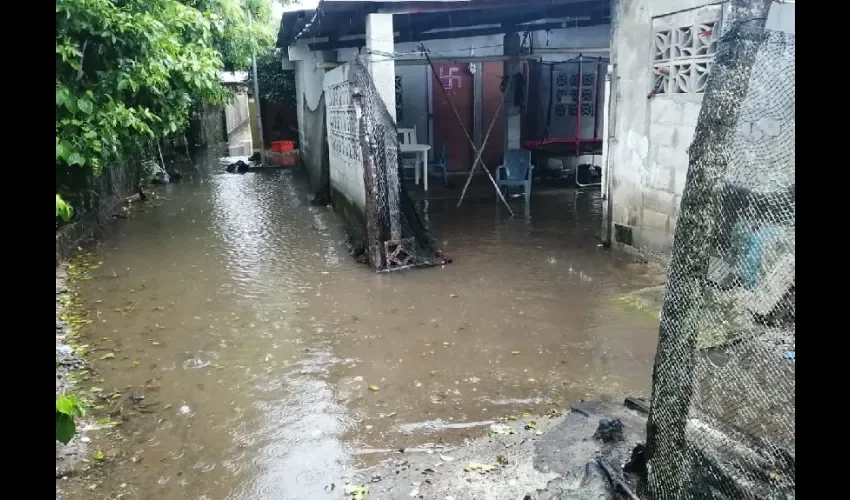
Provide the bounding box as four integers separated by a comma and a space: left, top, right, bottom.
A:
64, 161, 663, 500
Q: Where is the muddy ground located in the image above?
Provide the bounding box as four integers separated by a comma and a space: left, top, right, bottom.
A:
345, 399, 649, 500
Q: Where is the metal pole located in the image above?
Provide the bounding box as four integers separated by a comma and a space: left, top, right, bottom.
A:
248, 10, 266, 165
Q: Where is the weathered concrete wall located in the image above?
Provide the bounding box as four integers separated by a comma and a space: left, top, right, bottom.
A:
292, 48, 327, 191
607, 0, 794, 258
224, 91, 250, 135
323, 63, 367, 227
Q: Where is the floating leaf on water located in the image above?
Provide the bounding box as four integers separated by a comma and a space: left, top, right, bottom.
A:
522, 412, 532, 418
99, 353, 116, 360
496, 455, 508, 466
131, 361, 140, 368
385, 412, 397, 418
506, 415, 518, 421
525, 421, 537, 430
511, 351, 521, 355
163, 404, 173, 410
368, 385, 380, 392
440, 454, 455, 462
430, 371, 437, 376
90, 387, 104, 393
93, 450, 105, 461
344, 484, 369, 500
463, 463, 496, 473
488, 424, 515, 436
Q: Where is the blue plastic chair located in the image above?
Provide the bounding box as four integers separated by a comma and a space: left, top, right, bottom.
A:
429, 143, 449, 187
496, 149, 533, 203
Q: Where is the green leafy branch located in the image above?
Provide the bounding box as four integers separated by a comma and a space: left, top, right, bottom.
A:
55, 0, 280, 218
56, 394, 86, 445
56, 194, 74, 222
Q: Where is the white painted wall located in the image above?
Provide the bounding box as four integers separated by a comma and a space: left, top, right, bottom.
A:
290, 44, 327, 187
323, 63, 367, 214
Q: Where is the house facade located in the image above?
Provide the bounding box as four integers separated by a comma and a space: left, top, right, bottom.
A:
604, 0, 795, 259
278, 0, 612, 230
278, 0, 793, 261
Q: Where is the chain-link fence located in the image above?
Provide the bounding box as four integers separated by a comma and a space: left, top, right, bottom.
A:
645, 19, 794, 500
349, 56, 440, 271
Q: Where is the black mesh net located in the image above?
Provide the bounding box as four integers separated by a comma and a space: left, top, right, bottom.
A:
348, 56, 440, 271
645, 21, 795, 500
522, 56, 608, 152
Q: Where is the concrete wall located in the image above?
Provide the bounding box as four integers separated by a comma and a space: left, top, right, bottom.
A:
291, 47, 327, 190
323, 63, 367, 224
607, 0, 794, 258
224, 91, 250, 135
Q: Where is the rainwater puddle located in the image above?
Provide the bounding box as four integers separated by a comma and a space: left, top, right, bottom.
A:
63, 150, 662, 499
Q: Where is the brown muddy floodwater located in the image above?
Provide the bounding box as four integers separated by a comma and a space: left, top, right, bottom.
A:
64, 153, 663, 499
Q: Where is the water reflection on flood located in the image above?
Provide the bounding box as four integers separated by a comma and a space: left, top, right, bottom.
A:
66, 150, 663, 499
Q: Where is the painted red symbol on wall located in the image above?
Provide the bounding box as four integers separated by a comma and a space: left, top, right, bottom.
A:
439, 66, 462, 89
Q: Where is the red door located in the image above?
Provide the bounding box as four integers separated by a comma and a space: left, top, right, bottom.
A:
432, 63, 474, 172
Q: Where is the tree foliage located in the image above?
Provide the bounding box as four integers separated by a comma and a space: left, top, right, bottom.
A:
247, 49, 297, 107
56, 0, 278, 220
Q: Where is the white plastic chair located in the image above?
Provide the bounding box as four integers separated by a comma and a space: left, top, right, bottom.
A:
398, 127, 418, 176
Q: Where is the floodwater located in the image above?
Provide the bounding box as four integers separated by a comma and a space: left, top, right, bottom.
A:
64, 150, 664, 499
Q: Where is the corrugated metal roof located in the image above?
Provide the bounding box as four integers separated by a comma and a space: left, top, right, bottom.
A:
276, 0, 609, 50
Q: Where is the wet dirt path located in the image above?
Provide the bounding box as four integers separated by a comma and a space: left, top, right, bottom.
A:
62, 154, 663, 499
